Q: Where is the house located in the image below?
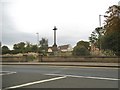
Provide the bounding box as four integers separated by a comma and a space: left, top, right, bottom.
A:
47, 44, 73, 56
48, 47, 53, 53
58, 44, 73, 52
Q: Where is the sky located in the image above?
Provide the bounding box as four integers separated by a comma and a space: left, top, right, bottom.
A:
0, 0, 119, 49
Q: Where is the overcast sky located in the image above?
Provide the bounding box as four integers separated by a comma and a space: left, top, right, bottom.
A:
1, 0, 119, 49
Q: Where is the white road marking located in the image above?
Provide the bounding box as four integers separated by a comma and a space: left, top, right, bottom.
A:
0, 71, 16, 76
46, 73, 119, 81
5, 76, 67, 89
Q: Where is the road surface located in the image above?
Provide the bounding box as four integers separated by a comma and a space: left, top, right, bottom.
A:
1, 65, 119, 89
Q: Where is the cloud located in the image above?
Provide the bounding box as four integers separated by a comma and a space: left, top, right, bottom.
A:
1, 0, 119, 50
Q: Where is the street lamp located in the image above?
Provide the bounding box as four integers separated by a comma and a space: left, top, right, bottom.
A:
36, 32, 39, 46
99, 15, 108, 26
36, 32, 39, 55
36, 32, 41, 62
99, 15, 108, 55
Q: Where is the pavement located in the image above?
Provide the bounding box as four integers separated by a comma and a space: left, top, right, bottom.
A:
1, 62, 119, 68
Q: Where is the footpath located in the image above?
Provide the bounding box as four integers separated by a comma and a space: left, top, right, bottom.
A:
1, 62, 119, 68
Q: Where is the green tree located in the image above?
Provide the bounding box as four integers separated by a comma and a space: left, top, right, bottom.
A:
13, 42, 25, 53
77, 41, 89, 49
89, 27, 104, 50
2, 45, 10, 54
89, 31, 98, 48
95, 27, 105, 49
102, 5, 120, 56
31, 45, 38, 53
73, 45, 90, 56
25, 42, 32, 53
39, 38, 48, 55
72, 41, 90, 56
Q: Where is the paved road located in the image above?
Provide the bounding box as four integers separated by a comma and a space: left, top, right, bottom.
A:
1, 65, 119, 89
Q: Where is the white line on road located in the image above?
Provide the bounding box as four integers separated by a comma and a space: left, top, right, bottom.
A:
0, 71, 16, 76
4, 76, 67, 90
46, 73, 120, 81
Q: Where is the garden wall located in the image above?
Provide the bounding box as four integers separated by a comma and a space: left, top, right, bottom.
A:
1, 56, 119, 63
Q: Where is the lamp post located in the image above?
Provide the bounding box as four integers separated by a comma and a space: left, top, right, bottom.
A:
99, 15, 108, 26
36, 32, 39, 46
99, 15, 108, 54
36, 32, 39, 56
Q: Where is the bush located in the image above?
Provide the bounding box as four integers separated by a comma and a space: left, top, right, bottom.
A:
72, 46, 90, 56
27, 55, 36, 61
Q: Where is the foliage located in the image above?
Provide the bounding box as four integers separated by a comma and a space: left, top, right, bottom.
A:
101, 31, 120, 56
102, 5, 120, 56
10, 50, 20, 54
89, 31, 99, 48
89, 5, 120, 56
72, 41, 90, 56
89, 31, 97, 44
13, 42, 25, 53
72, 45, 90, 56
11, 38, 48, 54
31, 45, 38, 53
39, 38, 48, 55
2, 46, 10, 54
13, 42, 38, 53
89, 27, 104, 49
77, 41, 90, 49
26, 55, 36, 61
24, 42, 32, 53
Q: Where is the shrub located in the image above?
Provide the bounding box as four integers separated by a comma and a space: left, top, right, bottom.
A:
72, 45, 90, 56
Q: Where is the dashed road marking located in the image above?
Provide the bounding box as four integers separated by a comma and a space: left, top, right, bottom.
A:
4, 76, 67, 89
46, 73, 119, 81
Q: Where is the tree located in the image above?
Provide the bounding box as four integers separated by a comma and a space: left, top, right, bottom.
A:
89, 27, 104, 49
102, 5, 120, 56
77, 40, 90, 49
25, 42, 32, 53
73, 45, 90, 56
2, 45, 10, 54
31, 45, 38, 53
13, 42, 25, 53
72, 41, 90, 56
89, 31, 98, 47
39, 38, 48, 55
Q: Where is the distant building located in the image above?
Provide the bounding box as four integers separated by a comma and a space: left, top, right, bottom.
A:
58, 44, 73, 52
48, 44, 73, 53
47, 44, 73, 56
48, 47, 53, 53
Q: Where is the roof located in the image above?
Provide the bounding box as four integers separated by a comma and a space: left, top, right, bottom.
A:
58, 44, 69, 50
